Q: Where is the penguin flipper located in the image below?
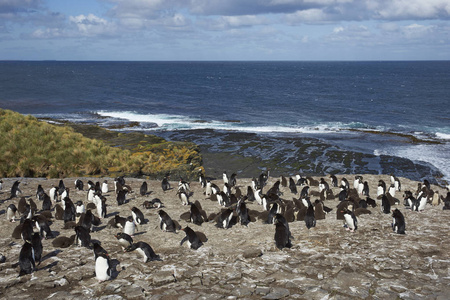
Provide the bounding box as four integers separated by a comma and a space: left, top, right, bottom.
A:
180, 236, 188, 246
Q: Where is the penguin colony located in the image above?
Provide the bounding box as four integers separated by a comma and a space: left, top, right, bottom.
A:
0, 172, 448, 283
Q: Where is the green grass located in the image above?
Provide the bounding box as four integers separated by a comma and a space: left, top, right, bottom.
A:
0, 109, 203, 179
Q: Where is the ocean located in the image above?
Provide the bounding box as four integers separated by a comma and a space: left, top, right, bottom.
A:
1, 61, 449, 183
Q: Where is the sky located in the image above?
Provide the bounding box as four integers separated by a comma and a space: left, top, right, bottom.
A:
0, 0, 449, 61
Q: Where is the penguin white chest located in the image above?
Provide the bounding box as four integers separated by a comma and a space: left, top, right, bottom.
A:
136, 247, 147, 262
95, 256, 111, 281
124, 221, 135, 236
344, 214, 355, 230
102, 183, 108, 194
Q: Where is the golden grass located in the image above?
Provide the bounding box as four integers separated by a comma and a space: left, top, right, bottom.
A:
0, 109, 202, 179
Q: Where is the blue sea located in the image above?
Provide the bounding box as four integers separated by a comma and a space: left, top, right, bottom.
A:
1, 61, 449, 183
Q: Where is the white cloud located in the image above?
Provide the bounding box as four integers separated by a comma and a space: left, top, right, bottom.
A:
68, 14, 115, 37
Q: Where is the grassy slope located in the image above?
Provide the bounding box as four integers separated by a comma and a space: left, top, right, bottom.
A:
0, 109, 202, 179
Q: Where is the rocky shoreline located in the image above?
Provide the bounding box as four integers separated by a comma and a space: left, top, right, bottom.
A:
0, 174, 449, 299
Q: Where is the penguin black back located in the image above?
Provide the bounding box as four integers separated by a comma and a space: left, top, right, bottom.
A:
392, 208, 406, 234
305, 204, 316, 229
19, 242, 35, 276
161, 175, 170, 191
31, 232, 43, 265
180, 226, 203, 250
140, 181, 148, 196
190, 203, 204, 226
274, 221, 292, 250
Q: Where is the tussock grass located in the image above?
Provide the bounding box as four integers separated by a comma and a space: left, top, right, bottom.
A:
0, 109, 202, 179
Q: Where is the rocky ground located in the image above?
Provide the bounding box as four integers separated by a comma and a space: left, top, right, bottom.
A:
0, 174, 449, 300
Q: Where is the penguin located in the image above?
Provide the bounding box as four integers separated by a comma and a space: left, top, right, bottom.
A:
180, 226, 203, 250
362, 181, 370, 196
95, 196, 106, 219
304, 203, 316, 229
388, 184, 396, 198
42, 193, 52, 211
74, 226, 91, 248
341, 177, 350, 190
223, 171, 229, 184
259, 170, 269, 188
95, 253, 111, 282
10, 180, 22, 199
381, 195, 391, 214
0, 254, 5, 264
123, 216, 136, 237
215, 208, 234, 229
87, 180, 95, 190
158, 210, 177, 233
63, 197, 76, 223
274, 221, 292, 250
101, 180, 109, 194
18, 242, 35, 276
139, 181, 148, 196
198, 171, 207, 188
79, 210, 94, 232
143, 198, 163, 209
17, 197, 27, 214
116, 190, 127, 206
189, 203, 204, 226
58, 180, 66, 196
177, 188, 190, 206
218, 191, 230, 207
115, 232, 133, 251
210, 182, 220, 195
391, 175, 401, 192
392, 208, 406, 234
236, 198, 250, 226
32, 215, 53, 239
87, 187, 95, 202
353, 176, 362, 190
357, 179, 364, 195
0, 179, 2, 191
314, 201, 326, 220
36, 184, 45, 201
246, 186, 255, 202
7, 204, 17, 222
55, 204, 64, 220
131, 207, 145, 225
266, 202, 280, 224
75, 200, 85, 215
431, 191, 440, 206
229, 173, 237, 187
204, 181, 213, 196
75, 179, 84, 191
416, 192, 428, 212
21, 219, 34, 243
49, 186, 58, 203
161, 175, 171, 192
319, 178, 329, 193
295, 174, 308, 186
342, 208, 358, 232
377, 180, 386, 197
94, 181, 102, 195
300, 186, 310, 199
112, 215, 126, 229
52, 235, 75, 248
330, 175, 338, 188
126, 241, 160, 262
338, 186, 348, 202
31, 232, 43, 265
288, 177, 298, 194
223, 182, 231, 197
60, 188, 69, 202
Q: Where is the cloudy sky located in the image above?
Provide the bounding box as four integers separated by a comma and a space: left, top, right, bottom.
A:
1, 0, 449, 60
